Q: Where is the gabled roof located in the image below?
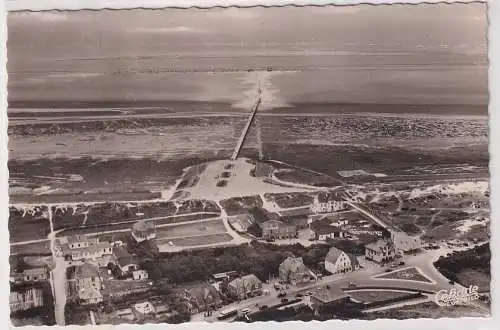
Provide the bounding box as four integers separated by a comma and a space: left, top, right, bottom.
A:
280, 257, 308, 273
229, 274, 262, 288
23, 267, 47, 276
312, 285, 349, 303
113, 245, 139, 268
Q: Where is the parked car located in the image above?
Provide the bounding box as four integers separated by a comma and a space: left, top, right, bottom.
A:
281, 298, 289, 303
385, 268, 393, 272
449, 280, 455, 285
295, 293, 303, 298
399, 261, 405, 266
259, 305, 268, 310
348, 282, 357, 288
305, 292, 312, 296
277, 292, 287, 298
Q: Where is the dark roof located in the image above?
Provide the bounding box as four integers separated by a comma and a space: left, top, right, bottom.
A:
187, 283, 222, 304
113, 245, 139, 267
312, 285, 349, 304
248, 207, 279, 224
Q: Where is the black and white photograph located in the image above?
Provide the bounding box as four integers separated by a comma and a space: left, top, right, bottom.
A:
5, 3, 490, 326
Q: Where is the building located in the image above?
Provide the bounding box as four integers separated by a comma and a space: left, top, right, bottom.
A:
227, 212, 255, 232
132, 270, 149, 280
22, 267, 49, 283
132, 220, 156, 243
261, 220, 297, 240
67, 235, 99, 249
61, 235, 113, 263
310, 285, 351, 313
279, 215, 309, 230
10, 287, 44, 313
75, 263, 103, 304
112, 245, 140, 276
311, 191, 348, 214
309, 218, 345, 241
365, 239, 396, 264
324, 247, 360, 274
228, 274, 263, 300
211, 271, 239, 283
391, 231, 422, 253
134, 301, 156, 315
279, 257, 310, 285
184, 283, 223, 314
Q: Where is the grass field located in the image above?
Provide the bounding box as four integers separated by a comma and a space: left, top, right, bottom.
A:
264, 192, 314, 208
10, 240, 52, 256
9, 206, 51, 243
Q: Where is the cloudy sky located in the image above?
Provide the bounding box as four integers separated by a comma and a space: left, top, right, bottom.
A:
7, 4, 488, 107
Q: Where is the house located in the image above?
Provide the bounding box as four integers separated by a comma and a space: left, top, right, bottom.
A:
133, 270, 149, 280
311, 191, 348, 214
228, 274, 263, 300
184, 283, 223, 314
310, 285, 351, 313
228, 212, 255, 232
22, 267, 49, 283
279, 257, 310, 285
309, 218, 345, 241
279, 215, 309, 230
365, 239, 396, 264
61, 235, 113, 262
132, 220, 156, 243
67, 235, 99, 249
324, 247, 360, 274
134, 301, 155, 315
10, 287, 44, 313
75, 263, 103, 304
391, 231, 422, 253
211, 271, 239, 283
112, 245, 140, 276
261, 220, 297, 240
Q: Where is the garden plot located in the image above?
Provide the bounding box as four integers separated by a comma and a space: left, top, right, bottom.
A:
264, 192, 314, 209
374, 267, 433, 283
9, 205, 51, 242
347, 289, 417, 304
155, 218, 226, 240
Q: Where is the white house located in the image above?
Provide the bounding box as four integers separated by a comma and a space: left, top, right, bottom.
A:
311, 192, 348, 214
391, 231, 422, 253
324, 247, 360, 274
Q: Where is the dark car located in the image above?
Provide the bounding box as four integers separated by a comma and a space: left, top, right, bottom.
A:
449, 280, 455, 285
385, 268, 393, 272
281, 298, 289, 303
295, 293, 303, 298
259, 305, 268, 310
277, 292, 287, 298
399, 261, 405, 266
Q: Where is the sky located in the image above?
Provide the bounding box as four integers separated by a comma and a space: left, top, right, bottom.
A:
6, 4, 488, 108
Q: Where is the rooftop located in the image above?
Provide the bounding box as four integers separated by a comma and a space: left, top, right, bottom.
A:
312, 285, 349, 304
133, 220, 155, 233
366, 239, 393, 251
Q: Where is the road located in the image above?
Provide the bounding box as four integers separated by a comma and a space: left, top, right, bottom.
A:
192, 241, 490, 322
345, 201, 389, 230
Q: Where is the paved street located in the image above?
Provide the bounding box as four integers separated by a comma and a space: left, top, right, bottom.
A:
191, 242, 490, 322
